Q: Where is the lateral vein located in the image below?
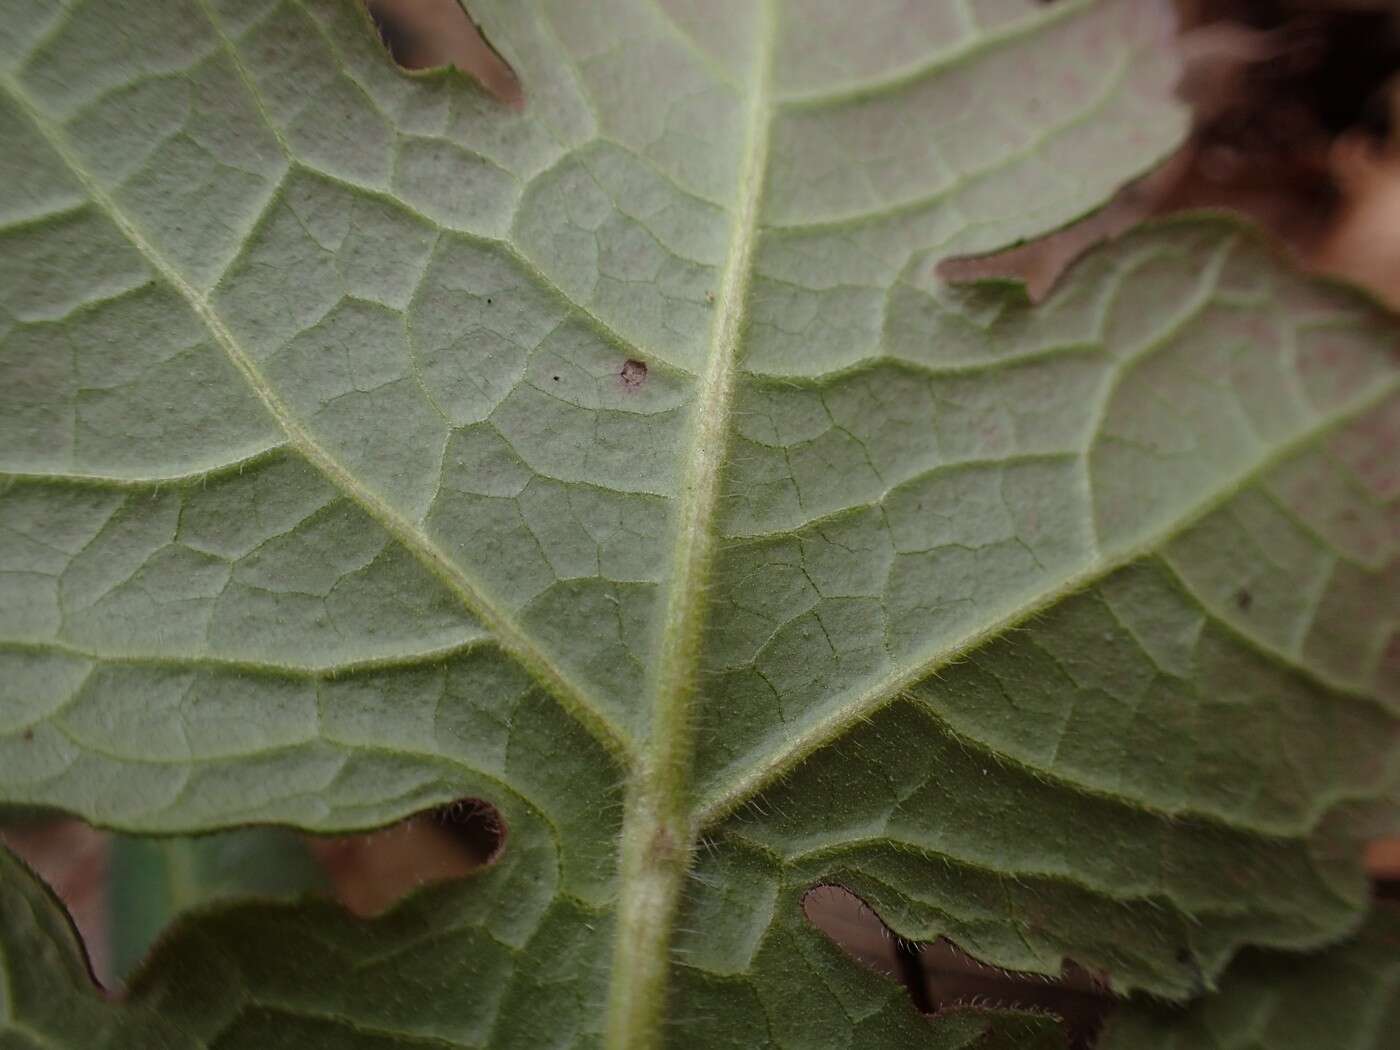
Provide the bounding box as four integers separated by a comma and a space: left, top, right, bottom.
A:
696, 371, 1400, 825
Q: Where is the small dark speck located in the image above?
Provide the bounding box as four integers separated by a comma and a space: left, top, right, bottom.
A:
1234, 588, 1252, 612
619, 359, 647, 390
552, 375, 560, 382
485, 297, 493, 305
21, 729, 34, 742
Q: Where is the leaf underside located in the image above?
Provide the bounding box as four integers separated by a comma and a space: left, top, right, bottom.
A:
0, 1, 1396, 1048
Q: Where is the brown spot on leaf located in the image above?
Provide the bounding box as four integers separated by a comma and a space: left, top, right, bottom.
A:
619, 359, 648, 390
1234, 588, 1253, 611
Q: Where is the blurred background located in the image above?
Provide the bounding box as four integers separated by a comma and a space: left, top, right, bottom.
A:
3, 0, 1399, 1041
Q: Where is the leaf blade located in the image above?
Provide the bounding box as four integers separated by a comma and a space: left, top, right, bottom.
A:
2, 2, 1397, 1047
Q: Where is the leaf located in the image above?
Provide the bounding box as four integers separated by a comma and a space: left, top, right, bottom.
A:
107, 829, 326, 982
0, 1, 1396, 1047
1099, 905, 1400, 1049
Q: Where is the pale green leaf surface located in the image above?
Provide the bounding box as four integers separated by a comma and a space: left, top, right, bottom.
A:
1, 0, 1397, 1047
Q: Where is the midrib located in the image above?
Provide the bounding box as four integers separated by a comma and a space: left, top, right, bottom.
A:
603, 3, 776, 1045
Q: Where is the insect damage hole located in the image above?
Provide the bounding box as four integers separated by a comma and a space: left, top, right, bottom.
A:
434, 797, 507, 866
364, 0, 522, 105
311, 797, 506, 917
802, 885, 1115, 1049
619, 358, 648, 390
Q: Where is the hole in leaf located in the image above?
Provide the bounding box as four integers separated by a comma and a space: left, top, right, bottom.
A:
1, 799, 508, 993
803, 885, 1114, 1049
434, 796, 507, 866
311, 797, 506, 918
364, 0, 522, 105
937, 157, 1189, 302
939, 3, 1400, 305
